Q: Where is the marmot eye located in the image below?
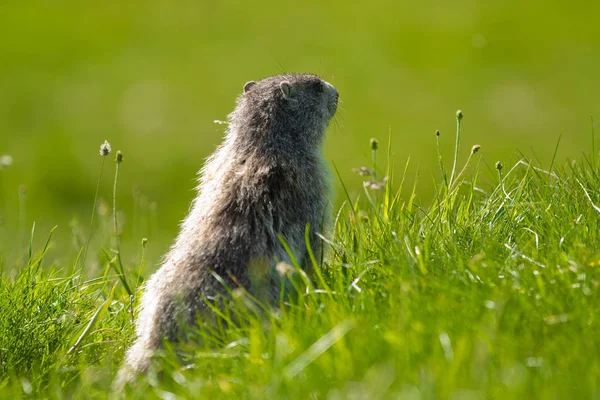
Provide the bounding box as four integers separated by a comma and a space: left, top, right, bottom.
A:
313, 81, 324, 93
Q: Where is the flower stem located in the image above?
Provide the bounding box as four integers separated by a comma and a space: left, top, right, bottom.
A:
81, 157, 106, 271
449, 111, 463, 187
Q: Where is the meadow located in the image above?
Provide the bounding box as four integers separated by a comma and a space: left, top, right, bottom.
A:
1, 114, 600, 398
1, 0, 600, 398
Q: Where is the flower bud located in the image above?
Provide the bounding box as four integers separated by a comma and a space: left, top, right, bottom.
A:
370, 138, 379, 151
99, 140, 111, 156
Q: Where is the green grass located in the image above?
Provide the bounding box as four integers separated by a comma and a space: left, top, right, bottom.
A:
2, 113, 600, 399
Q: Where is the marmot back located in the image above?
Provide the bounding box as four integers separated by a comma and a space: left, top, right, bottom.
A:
115, 74, 338, 389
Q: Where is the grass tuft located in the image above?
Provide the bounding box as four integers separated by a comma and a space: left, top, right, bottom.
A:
1, 114, 600, 398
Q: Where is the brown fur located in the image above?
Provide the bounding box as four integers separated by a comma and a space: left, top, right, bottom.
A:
114, 74, 338, 389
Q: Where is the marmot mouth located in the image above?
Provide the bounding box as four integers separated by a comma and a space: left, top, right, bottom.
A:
328, 100, 338, 116
327, 84, 339, 116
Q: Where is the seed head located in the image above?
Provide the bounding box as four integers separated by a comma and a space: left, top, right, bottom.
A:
142, 237, 148, 246
471, 144, 481, 154
495, 161, 503, 171
0, 155, 13, 170
116, 150, 123, 163
352, 167, 374, 176
456, 110, 463, 120
435, 130, 440, 137
276, 262, 295, 277
370, 138, 379, 151
99, 140, 111, 156
363, 177, 389, 191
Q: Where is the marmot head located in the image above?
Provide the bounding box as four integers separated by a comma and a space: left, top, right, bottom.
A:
230, 74, 339, 150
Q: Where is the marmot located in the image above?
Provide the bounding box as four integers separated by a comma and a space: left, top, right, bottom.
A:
115, 74, 338, 387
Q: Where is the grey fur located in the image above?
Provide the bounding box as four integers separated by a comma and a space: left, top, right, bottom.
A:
114, 74, 338, 389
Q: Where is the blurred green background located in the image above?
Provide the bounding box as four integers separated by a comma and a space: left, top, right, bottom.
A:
1, 0, 599, 269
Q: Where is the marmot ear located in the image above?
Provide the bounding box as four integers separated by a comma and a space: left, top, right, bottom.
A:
280, 81, 295, 99
243, 81, 257, 93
